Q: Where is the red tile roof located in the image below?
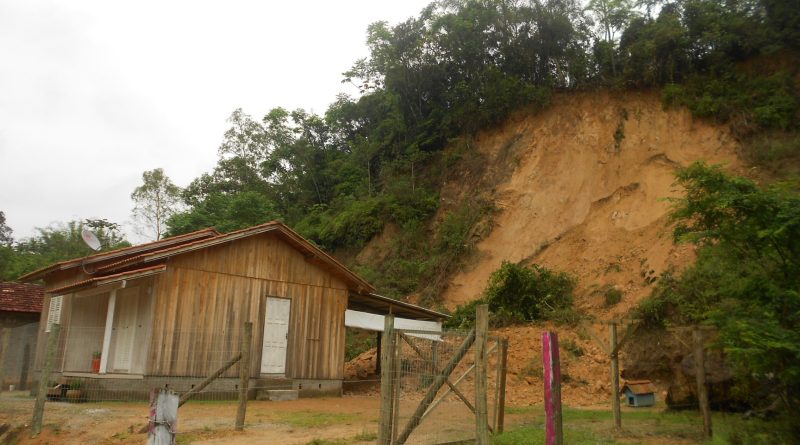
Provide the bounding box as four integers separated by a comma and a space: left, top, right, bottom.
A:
0, 282, 44, 313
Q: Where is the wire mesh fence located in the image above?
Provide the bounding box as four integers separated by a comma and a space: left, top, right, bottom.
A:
393, 331, 499, 444
379, 322, 507, 445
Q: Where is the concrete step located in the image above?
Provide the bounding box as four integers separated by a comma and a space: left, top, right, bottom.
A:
257, 389, 299, 401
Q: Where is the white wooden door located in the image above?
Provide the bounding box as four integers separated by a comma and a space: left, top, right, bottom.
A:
112, 291, 139, 371
261, 297, 291, 374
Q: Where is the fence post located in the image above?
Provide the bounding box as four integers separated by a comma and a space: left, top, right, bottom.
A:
378, 314, 396, 445
31, 323, 59, 437
542, 331, 563, 445
693, 326, 712, 438
475, 304, 489, 444
0, 328, 9, 392
495, 338, 508, 433
235, 321, 252, 431
610, 322, 621, 430
147, 388, 179, 445
392, 327, 403, 444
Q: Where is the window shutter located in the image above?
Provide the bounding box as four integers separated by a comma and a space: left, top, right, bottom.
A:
46, 295, 63, 333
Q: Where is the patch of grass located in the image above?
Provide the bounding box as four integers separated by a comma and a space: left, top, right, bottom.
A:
306, 430, 378, 445
492, 424, 620, 444
495, 406, 709, 444
517, 357, 543, 380
562, 339, 585, 357
353, 430, 377, 441
504, 405, 536, 415
271, 410, 360, 428
604, 262, 622, 274
604, 287, 622, 307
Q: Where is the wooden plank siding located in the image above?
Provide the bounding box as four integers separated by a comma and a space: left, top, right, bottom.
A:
146, 233, 349, 380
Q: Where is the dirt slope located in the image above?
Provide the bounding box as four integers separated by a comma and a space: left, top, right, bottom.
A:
440, 90, 742, 315
346, 90, 743, 407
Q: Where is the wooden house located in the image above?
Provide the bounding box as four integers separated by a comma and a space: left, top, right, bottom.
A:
622, 380, 657, 407
21, 222, 445, 398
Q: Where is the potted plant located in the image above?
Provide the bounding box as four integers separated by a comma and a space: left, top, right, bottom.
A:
65, 380, 83, 403
91, 351, 102, 373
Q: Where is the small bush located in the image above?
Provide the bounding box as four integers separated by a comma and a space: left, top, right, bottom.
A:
445, 262, 578, 328
485, 261, 576, 322
603, 286, 623, 307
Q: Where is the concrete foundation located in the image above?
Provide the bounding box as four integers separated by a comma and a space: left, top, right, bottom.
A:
36, 372, 341, 401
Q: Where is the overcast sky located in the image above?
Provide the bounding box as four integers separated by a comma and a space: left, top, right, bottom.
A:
0, 0, 431, 242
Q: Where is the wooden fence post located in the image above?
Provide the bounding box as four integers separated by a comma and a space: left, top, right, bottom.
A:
378, 315, 396, 445
0, 328, 9, 392
475, 304, 489, 444
147, 388, 179, 445
610, 322, 621, 430
31, 324, 59, 437
495, 338, 508, 434
235, 322, 252, 431
542, 331, 563, 445
693, 326, 712, 438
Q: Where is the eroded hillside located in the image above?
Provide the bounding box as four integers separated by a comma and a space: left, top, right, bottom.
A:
438, 91, 743, 315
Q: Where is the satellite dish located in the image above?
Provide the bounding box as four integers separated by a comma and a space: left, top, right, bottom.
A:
81, 228, 102, 251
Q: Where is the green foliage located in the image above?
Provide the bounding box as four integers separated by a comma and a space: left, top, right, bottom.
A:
602, 285, 623, 307
637, 163, 800, 415
485, 261, 576, 322
446, 262, 577, 329
563, 338, 586, 357
662, 72, 799, 133
0, 219, 130, 280
131, 168, 182, 241
345, 329, 376, 362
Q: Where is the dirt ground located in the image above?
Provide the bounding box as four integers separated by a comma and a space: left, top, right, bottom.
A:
0, 391, 527, 445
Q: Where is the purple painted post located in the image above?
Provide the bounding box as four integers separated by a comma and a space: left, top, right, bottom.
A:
542, 331, 563, 445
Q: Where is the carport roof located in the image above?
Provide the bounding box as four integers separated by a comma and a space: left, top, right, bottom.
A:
348, 292, 449, 321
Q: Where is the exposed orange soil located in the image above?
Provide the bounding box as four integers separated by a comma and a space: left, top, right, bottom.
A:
440, 91, 742, 311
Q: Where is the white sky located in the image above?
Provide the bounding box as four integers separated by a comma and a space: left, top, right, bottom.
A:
0, 0, 431, 242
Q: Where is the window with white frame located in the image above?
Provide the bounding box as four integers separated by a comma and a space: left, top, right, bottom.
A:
45, 295, 63, 332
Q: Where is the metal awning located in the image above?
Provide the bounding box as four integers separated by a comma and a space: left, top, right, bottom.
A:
347, 292, 449, 321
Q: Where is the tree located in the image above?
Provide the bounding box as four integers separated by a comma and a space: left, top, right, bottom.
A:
586, 0, 637, 76
131, 168, 182, 241
641, 163, 800, 412
0, 211, 12, 246
1, 219, 130, 280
